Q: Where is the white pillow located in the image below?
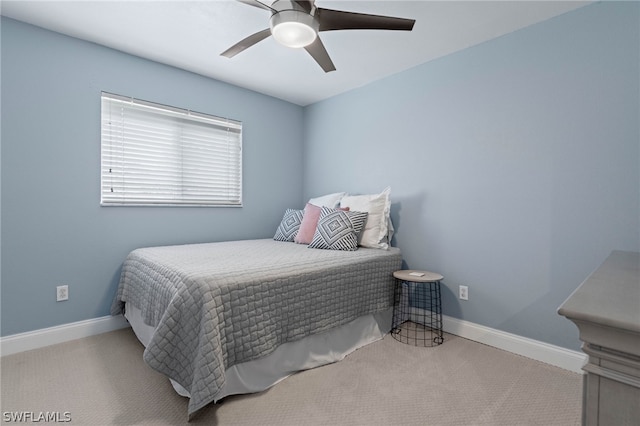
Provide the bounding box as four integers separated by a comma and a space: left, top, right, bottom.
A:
340, 187, 391, 249
308, 192, 346, 208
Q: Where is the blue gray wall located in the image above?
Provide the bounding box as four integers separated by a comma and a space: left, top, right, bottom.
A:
302, 1, 639, 351
1, 18, 304, 336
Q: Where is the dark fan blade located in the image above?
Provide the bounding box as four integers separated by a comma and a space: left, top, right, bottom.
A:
294, 0, 314, 13
304, 37, 336, 73
237, 0, 275, 13
317, 8, 415, 32
221, 29, 272, 58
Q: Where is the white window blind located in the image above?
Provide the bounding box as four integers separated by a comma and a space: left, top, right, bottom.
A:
100, 92, 242, 207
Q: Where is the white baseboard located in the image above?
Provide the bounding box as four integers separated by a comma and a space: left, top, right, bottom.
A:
1, 313, 587, 374
0, 315, 130, 357
443, 314, 587, 374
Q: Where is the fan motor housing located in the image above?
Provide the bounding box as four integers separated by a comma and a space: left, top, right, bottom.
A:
270, 1, 319, 48
270, 0, 313, 14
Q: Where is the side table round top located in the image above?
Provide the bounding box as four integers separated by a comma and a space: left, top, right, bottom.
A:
393, 269, 443, 283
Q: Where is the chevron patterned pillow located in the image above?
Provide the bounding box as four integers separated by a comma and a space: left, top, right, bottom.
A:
273, 208, 304, 242
308, 207, 368, 251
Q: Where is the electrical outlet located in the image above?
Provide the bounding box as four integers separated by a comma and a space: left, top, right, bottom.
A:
56, 285, 69, 302
459, 285, 469, 301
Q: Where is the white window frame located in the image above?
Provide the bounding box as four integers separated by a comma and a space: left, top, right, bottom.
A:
100, 92, 242, 207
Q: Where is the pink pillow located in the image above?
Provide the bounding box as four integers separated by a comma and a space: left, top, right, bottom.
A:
294, 203, 348, 244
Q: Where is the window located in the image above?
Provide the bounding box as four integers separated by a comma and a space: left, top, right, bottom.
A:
100, 92, 242, 206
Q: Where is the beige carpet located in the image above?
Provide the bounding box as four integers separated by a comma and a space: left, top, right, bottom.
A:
1, 328, 582, 425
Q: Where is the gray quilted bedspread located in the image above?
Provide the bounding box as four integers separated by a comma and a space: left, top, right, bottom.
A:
111, 239, 402, 417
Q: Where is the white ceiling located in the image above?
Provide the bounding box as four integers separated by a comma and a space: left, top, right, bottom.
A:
1, 0, 592, 106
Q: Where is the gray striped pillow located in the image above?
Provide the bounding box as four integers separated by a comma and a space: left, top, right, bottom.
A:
274, 208, 303, 242
308, 207, 368, 251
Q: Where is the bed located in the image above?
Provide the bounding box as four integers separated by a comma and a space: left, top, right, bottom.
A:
111, 237, 402, 418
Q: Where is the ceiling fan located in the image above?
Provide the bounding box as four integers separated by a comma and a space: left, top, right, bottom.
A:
221, 0, 416, 72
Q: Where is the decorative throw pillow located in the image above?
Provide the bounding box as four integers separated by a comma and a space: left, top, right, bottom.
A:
273, 208, 303, 242
294, 203, 349, 245
340, 187, 391, 249
308, 207, 368, 251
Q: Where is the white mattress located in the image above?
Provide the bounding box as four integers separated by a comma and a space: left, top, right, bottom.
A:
125, 304, 392, 401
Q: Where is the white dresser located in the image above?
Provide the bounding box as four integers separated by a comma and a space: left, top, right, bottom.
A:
558, 250, 640, 425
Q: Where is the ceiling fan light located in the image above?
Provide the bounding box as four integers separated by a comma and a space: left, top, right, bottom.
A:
270, 10, 318, 48
272, 22, 316, 48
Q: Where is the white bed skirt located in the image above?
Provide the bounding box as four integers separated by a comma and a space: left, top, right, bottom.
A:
125, 304, 392, 402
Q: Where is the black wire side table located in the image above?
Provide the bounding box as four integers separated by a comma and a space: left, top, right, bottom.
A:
391, 270, 444, 347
